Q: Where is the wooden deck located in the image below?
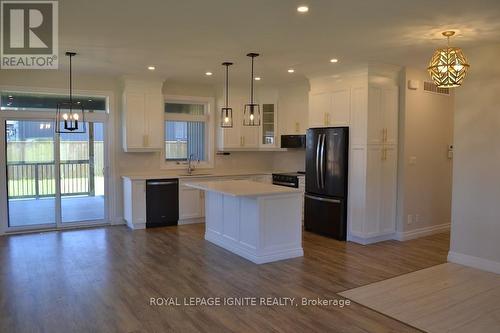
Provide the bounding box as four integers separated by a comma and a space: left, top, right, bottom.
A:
0, 224, 449, 332
7, 196, 105, 227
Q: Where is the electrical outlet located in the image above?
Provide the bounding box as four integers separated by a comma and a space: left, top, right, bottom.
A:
407, 214, 413, 225
415, 214, 420, 223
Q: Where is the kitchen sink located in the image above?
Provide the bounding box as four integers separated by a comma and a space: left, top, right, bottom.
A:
178, 173, 214, 177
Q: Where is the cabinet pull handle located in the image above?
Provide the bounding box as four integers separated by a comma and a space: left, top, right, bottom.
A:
382, 147, 387, 161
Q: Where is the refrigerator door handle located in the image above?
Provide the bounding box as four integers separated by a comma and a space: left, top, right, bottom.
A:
305, 193, 341, 203
315, 134, 321, 188
320, 134, 326, 189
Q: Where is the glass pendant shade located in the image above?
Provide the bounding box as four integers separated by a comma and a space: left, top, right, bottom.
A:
243, 103, 260, 126
243, 53, 261, 126
428, 31, 470, 88
56, 52, 86, 133
220, 62, 234, 128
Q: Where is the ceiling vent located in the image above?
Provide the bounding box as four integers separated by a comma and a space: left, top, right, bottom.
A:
424, 81, 450, 95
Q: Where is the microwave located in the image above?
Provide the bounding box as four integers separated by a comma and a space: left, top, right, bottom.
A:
281, 135, 306, 149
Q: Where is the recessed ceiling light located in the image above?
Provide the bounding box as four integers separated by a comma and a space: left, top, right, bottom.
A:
297, 5, 309, 13
288, 69, 295, 73
205, 72, 213, 76
147, 66, 155, 71
254, 77, 261, 81
330, 58, 339, 63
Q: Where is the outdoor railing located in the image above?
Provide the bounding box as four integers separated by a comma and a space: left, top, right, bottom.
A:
7, 160, 94, 199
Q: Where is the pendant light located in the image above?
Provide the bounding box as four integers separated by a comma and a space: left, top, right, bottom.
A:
243, 53, 260, 126
428, 31, 470, 88
220, 62, 234, 128
56, 52, 86, 133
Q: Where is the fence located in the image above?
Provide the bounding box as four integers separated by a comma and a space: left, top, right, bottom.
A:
6, 141, 105, 199
7, 160, 95, 198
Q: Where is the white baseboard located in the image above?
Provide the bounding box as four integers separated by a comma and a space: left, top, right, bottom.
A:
348, 233, 395, 245
448, 251, 500, 275
394, 223, 450, 241
110, 217, 125, 225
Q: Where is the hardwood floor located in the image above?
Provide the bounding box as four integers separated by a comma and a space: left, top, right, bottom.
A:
0, 224, 449, 332
340, 263, 500, 333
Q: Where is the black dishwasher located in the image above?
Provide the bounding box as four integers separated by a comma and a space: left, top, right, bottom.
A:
146, 179, 179, 228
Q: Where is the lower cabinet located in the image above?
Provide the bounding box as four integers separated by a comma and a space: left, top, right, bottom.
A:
179, 185, 205, 221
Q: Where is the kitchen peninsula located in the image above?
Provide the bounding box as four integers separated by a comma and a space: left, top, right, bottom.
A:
186, 180, 303, 264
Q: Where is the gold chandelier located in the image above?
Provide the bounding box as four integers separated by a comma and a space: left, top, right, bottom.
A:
428, 31, 470, 88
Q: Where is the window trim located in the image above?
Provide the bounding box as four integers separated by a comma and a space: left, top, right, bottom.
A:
161, 95, 215, 170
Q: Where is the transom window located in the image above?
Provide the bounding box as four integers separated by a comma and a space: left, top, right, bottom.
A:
1, 92, 107, 112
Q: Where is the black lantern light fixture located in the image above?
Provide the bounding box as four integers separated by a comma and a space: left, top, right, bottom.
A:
243, 53, 260, 126
220, 62, 234, 128
56, 52, 86, 133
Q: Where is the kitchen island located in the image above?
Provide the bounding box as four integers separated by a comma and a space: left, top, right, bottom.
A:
185, 180, 303, 264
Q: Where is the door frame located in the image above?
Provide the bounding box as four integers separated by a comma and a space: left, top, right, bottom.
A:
0, 86, 113, 234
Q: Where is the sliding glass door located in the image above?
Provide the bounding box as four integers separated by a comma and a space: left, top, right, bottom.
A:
6, 119, 57, 227
4, 119, 106, 230
60, 122, 105, 223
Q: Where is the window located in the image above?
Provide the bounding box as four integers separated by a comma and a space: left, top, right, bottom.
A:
163, 97, 213, 167
1, 91, 107, 112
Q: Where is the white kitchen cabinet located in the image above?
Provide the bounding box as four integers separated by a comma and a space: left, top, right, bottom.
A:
347, 83, 399, 244
367, 86, 398, 145
123, 178, 147, 229
179, 185, 205, 220
218, 103, 276, 150
261, 103, 278, 147
364, 145, 397, 235
122, 79, 164, 152
308, 89, 351, 128
240, 125, 260, 148
309, 92, 330, 127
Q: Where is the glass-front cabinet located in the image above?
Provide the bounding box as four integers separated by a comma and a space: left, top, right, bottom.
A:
262, 104, 275, 146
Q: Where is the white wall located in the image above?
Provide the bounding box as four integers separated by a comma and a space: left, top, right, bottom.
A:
448, 43, 500, 273
396, 67, 454, 237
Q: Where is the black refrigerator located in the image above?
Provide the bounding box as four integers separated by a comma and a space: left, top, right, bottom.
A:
304, 127, 348, 240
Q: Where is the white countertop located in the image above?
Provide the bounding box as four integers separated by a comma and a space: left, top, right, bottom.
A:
185, 180, 301, 197
121, 170, 276, 180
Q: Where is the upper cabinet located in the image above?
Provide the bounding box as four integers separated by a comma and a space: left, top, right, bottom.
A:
122, 79, 164, 152
309, 89, 350, 128
261, 103, 277, 146
367, 86, 398, 145
218, 106, 260, 149
217, 96, 279, 150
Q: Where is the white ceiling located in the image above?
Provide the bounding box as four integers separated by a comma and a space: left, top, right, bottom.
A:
59, 0, 500, 85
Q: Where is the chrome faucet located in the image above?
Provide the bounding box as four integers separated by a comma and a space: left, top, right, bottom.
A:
187, 154, 197, 175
